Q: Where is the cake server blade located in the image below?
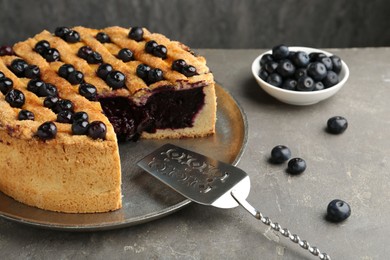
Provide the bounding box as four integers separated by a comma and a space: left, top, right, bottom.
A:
137, 144, 331, 260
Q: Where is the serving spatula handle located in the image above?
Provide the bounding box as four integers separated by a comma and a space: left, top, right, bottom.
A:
231, 190, 331, 260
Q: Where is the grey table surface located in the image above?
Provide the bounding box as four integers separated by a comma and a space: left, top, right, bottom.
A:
1, 48, 389, 260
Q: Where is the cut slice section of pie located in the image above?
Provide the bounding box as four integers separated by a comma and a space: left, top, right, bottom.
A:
0, 26, 216, 213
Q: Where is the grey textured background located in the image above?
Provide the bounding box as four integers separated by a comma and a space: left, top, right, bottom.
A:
0, 0, 389, 48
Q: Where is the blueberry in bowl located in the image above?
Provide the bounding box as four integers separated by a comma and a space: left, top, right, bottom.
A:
252, 45, 349, 105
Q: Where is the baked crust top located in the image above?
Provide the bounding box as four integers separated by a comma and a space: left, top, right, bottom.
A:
0, 26, 214, 142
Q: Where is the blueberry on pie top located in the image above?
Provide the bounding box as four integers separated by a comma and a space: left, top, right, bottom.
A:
0, 26, 217, 213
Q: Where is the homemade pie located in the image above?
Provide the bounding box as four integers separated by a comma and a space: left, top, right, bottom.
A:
0, 26, 216, 213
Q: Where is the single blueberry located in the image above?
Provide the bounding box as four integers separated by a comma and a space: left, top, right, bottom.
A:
106, 70, 126, 89
272, 44, 289, 60
27, 79, 45, 94
24, 65, 41, 79
96, 32, 110, 43
43, 95, 59, 109
58, 64, 75, 79
182, 65, 197, 77
294, 68, 307, 80
9, 59, 28, 77
68, 70, 84, 85
147, 68, 164, 84
145, 40, 158, 54
72, 120, 89, 135
53, 99, 74, 113
266, 73, 283, 87
330, 55, 342, 74
128, 27, 144, 41
318, 56, 333, 71
77, 46, 93, 60
96, 63, 113, 79
307, 62, 327, 81
152, 45, 168, 59
291, 51, 310, 68
271, 145, 291, 163
34, 40, 50, 55
276, 59, 295, 78
297, 76, 315, 91
259, 54, 273, 67
73, 111, 89, 123
327, 116, 348, 134
37, 121, 57, 140
38, 83, 58, 97
327, 199, 351, 222
44, 48, 61, 62
0, 77, 13, 94
56, 110, 73, 123
258, 68, 269, 81
117, 48, 134, 62
322, 71, 339, 88
172, 59, 187, 72
136, 64, 151, 80
264, 61, 278, 74
309, 52, 326, 62
86, 51, 103, 64
0, 45, 14, 56
281, 78, 297, 91
78, 83, 97, 101
88, 121, 107, 140
313, 81, 325, 91
5, 89, 25, 108
287, 158, 306, 174
18, 109, 35, 121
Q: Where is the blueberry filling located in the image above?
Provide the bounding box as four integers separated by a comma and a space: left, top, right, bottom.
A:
99, 86, 205, 141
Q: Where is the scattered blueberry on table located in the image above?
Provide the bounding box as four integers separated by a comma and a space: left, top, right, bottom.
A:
287, 157, 307, 174
326, 199, 351, 222
327, 116, 348, 134
270, 145, 291, 164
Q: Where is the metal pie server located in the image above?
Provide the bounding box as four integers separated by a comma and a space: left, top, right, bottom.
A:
137, 144, 330, 260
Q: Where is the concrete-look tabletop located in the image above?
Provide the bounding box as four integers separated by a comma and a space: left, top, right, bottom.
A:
1, 48, 389, 259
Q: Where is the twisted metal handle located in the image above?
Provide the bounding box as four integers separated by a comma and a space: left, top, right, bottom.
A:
231, 191, 331, 260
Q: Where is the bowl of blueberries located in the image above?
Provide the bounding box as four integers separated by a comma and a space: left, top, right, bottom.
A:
252, 45, 349, 105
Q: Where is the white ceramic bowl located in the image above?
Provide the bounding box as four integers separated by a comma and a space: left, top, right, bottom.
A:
251, 47, 349, 105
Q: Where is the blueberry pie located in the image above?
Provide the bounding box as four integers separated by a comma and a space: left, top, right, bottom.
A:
0, 26, 216, 213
